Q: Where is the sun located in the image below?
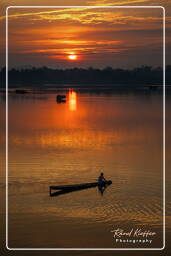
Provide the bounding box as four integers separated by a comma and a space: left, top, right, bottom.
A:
68, 54, 77, 60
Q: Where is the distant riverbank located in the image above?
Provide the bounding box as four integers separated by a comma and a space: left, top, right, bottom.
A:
1, 66, 171, 87
0, 84, 168, 96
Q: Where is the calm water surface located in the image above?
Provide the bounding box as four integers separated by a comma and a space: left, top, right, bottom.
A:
0, 89, 169, 248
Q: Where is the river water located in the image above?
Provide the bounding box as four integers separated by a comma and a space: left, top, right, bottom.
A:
0, 88, 170, 249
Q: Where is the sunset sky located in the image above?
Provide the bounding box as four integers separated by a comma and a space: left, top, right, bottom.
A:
0, 0, 171, 68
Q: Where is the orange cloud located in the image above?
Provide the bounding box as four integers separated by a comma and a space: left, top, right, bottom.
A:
2, 6, 165, 27
87, 0, 154, 5
24, 10, 164, 27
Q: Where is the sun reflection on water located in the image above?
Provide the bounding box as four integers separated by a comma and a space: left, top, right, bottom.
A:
69, 90, 77, 111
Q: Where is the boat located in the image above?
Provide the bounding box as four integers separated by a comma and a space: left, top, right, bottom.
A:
49, 180, 112, 196
15, 89, 27, 94
56, 95, 66, 103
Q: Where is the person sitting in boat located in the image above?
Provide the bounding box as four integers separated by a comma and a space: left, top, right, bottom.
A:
98, 172, 106, 186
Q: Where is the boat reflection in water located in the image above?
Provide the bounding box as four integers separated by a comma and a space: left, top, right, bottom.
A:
69, 90, 77, 111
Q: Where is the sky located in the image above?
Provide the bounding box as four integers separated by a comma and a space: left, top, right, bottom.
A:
0, 0, 171, 69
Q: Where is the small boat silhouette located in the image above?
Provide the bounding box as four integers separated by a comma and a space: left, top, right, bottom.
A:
56, 95, 66, 103
15, 89, 27, 94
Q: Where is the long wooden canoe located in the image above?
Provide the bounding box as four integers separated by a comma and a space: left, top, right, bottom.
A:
49, 180, 112, 197
50, 180, 112, 191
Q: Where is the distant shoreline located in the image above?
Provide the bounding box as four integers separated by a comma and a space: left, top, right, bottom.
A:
0, 84, 169, 96
1, 66, 170, 87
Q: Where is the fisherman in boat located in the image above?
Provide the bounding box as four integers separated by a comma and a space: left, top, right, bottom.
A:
98, 172, 106, 186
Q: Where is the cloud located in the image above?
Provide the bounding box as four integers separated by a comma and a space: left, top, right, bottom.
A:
1, 6, 165, 27
22, 9, 164, 28
19, 39, 126, 58
33, 12, 164, 26
0, 7, 91, 21
87, 0, 157, 6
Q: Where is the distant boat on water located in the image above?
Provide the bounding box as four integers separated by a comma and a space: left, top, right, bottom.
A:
15, 89, 27, 94
56, 94, 66, 103
148, 85, 158, 91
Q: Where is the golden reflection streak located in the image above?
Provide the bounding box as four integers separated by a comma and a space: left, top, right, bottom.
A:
69, 90, 77, 111
10, 128, 150, 150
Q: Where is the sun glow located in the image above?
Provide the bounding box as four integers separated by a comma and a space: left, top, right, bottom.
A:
68, 54, 77, 60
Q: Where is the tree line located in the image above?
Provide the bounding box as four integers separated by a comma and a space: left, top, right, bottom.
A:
1, 65, 171, 87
